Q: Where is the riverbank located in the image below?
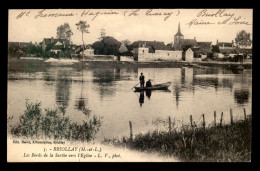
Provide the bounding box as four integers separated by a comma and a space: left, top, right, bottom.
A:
102, 115, 252, 162
8, 58, 252, 71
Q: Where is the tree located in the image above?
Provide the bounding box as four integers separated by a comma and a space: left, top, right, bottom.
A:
76, 21, 90, 57
26, 43, 41, 55
235, 30, 252, 48
121, 39, 131, 46
57, 23, 73, 41
98, 28, 106, 40
92, 36, 121, 56
8, 44, 26, 58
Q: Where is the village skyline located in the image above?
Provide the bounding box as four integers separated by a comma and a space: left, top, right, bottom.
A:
8, 9, 252, 46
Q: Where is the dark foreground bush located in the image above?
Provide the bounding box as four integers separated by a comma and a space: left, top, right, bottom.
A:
10, 100, 102, 142
103, 116, 251, 162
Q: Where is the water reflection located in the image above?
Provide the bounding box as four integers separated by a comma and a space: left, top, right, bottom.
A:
139, 91, 144, 107
74, 68, 91, 117
234, 89, 249, 105
93, 68, 116, 99
173, 84, 180, 108
145, 90, 152, 99
55, 69, 72, 115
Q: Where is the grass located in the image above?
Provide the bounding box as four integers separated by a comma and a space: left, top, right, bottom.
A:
102, 116, 252, 162
10, 100, 102, 142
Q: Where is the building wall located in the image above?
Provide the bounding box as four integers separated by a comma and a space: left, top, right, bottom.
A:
120, 56, 134, 61
82, 55, 115, 61
137, 47, 182, 61
137, 47, 150, 61
154, 50, 182, 61
185, 48, 194, 62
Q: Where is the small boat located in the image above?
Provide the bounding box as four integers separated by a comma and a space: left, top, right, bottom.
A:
134, 82, 172, 91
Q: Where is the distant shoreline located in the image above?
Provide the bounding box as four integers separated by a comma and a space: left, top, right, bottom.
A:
9, 58, 252, 70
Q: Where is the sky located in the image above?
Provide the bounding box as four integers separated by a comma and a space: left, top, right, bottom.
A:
8, 9, 253, 45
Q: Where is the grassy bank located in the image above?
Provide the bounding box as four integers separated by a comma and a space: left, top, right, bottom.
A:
102, 116, 252, 162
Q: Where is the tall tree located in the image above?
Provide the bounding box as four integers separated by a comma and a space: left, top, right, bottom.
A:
56, 23, 73, 41
235, 30, 252, 48
76, 21, 90, 57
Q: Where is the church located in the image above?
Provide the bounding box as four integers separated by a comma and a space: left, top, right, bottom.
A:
173, 22, 212, 59
133, 22, 212, 62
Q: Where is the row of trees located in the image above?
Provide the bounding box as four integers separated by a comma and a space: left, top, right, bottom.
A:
56, 21, 133, 57
8, 43, 42, 58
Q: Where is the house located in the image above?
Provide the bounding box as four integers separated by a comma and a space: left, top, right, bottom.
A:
185, 48, 194, 62
41, 37, 71, 57
83, 45, 94, 56
216, 40, 235, 50
132, 40, 182, 61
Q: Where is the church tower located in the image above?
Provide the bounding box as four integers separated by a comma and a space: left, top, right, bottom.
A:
174, 22, 184, 49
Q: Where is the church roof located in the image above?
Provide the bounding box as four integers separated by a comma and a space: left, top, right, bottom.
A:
180, 39, 198, 47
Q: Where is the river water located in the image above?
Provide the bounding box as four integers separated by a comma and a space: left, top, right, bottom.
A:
7, 61, 252, 141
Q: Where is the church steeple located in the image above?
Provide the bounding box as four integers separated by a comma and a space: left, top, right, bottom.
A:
174, 22, 184, 49
175, 22, 183, 37
178, 22, 181, 33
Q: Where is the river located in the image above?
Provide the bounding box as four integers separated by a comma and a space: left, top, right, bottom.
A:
7, 60, 252, 141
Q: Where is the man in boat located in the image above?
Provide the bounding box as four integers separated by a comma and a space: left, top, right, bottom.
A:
146, 79, 152, 87
139, 73, 145, 88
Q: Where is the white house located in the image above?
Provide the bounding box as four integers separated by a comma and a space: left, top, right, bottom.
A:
185, 48, 194, 62
133, 47, 182, 62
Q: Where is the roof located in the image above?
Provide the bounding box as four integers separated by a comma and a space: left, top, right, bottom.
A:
75, 44, 93, 53
180, 39, 198, 47
134, 41, 172, 51
217, 42, 233, 47
43, 38, 70, 46
197, 42, 212, 50
118, 43, 128, 53
219, 48, 239, 54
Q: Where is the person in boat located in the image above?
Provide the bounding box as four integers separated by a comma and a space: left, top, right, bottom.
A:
146, 79, 152, 87
139, 73, 145, 88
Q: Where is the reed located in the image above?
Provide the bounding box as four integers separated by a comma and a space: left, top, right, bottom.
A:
10, 100, 102, 142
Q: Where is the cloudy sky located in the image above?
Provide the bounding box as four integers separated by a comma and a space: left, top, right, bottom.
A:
8, 9, 253, 45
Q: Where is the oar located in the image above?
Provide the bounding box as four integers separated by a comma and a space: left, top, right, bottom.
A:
131, 82, 140, 90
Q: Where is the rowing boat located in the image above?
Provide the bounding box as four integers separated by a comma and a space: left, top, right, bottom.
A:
134, 82, 172, 91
